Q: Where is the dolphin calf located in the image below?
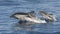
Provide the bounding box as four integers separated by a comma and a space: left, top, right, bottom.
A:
39, 11, 57, 22
10, 11, 46, 24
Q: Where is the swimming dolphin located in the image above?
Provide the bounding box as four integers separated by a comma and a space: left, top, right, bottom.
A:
39, 11, 57, 22
10, 11, 35, 19
10, 11, 46, 24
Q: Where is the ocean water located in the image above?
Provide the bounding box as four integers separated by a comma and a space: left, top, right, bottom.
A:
0, 0, 60, 34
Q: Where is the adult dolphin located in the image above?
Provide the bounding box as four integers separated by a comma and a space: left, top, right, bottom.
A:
10, 11, 46, 24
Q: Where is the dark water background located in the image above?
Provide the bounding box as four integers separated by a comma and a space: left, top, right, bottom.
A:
0, 0, 60, 34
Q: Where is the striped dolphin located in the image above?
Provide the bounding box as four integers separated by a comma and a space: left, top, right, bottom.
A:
10, 11, 46, 24
39, 11, 57, 22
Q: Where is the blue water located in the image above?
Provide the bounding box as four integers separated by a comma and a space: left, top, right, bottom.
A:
0, 0, 60, 34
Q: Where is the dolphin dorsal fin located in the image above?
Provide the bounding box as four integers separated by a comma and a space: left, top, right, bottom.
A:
40, 11, 48, 15
28, 11, 35, 14
27, 11, 36, 17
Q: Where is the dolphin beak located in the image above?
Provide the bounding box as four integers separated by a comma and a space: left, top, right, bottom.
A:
10, 14, 18, 19
10, 15, 15, 18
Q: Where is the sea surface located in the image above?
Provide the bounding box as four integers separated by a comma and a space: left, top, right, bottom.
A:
0, 0, 60, 34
